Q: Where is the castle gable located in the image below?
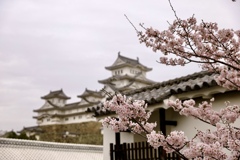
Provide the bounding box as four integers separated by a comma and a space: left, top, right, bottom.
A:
41, 89, 70, 100
105, 52, 152, 72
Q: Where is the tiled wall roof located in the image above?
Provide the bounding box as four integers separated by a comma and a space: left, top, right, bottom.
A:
0, 138, 103, 160
125, 71, 217, 104
89, 71, 217, 117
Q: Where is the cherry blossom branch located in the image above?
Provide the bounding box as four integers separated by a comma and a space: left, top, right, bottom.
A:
130, 117, 150, 134
136, 0, 240, 90
105, 1, 240, 159
124, 14, 138, 33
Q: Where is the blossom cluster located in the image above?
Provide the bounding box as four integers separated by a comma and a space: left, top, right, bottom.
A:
138, 16, 240, 90
147, 130, 187, 152
103, 93, 240, 159
168, 98, 240, 159
102, 94, 156, 133
168, 98, 240, 126
102, 10, 240, 160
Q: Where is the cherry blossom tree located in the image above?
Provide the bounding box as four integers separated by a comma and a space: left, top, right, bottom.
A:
137, 1, 240, 90
103, 0, 240, 159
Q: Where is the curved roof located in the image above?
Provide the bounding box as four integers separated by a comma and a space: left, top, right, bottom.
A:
33, 101, 91, 113
105, 53, 152, 72
77, 88, 104, 99
41, 89, 70, 100
89, 71, 220, 117
98, 74, 156, 85
126, 71, 217, 104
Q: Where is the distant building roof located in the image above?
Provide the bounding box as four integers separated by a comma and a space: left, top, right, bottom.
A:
41, 89, 70, 100
77, 88, 103, 99
20, 126, 44, 133
98, 74, 155, 86
33, 101, 91, 113
105, 52, 152, 72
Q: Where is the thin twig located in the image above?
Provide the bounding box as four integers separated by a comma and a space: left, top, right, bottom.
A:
168, 0, 180, 21
124, 14, 139, 33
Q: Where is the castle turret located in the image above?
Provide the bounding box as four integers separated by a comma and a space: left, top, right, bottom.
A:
77, 88, 103, 105
99, 52, 156, 93
41, 89, 70, 107
33, 89, 70, 125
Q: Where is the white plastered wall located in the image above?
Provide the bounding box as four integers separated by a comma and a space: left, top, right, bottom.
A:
170, 90, 240, 139
102, 126, 135, 160
103, 126, 115, 160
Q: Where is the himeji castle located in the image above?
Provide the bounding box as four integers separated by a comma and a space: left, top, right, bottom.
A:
33, 52, 156, 126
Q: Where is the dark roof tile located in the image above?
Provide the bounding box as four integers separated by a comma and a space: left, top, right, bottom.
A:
105, 53, 152, 71
77, 88, 103, 98
92, 71, 218, 117
41, 89, 70, 100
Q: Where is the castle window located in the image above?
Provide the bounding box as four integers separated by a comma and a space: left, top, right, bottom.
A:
115, 70, 123, 75
86, 114, 92, 119
65, 118, 68, 121
47, 118, 50, 122
130, 69, 134, 74
130, 69, 139, 75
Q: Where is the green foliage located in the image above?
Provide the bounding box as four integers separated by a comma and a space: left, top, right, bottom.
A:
18, 132, 29, 139
6, 131, 36, 140
78, 133, 103, 145
38, 122, 103, 145
6, 131, 18, 138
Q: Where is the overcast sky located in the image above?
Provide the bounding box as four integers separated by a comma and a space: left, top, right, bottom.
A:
0, 0, 239, 131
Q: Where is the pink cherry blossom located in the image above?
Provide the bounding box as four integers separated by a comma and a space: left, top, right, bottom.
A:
138, 15, 240, 90
103, 94, 156, 134
103, 3, 240, 158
